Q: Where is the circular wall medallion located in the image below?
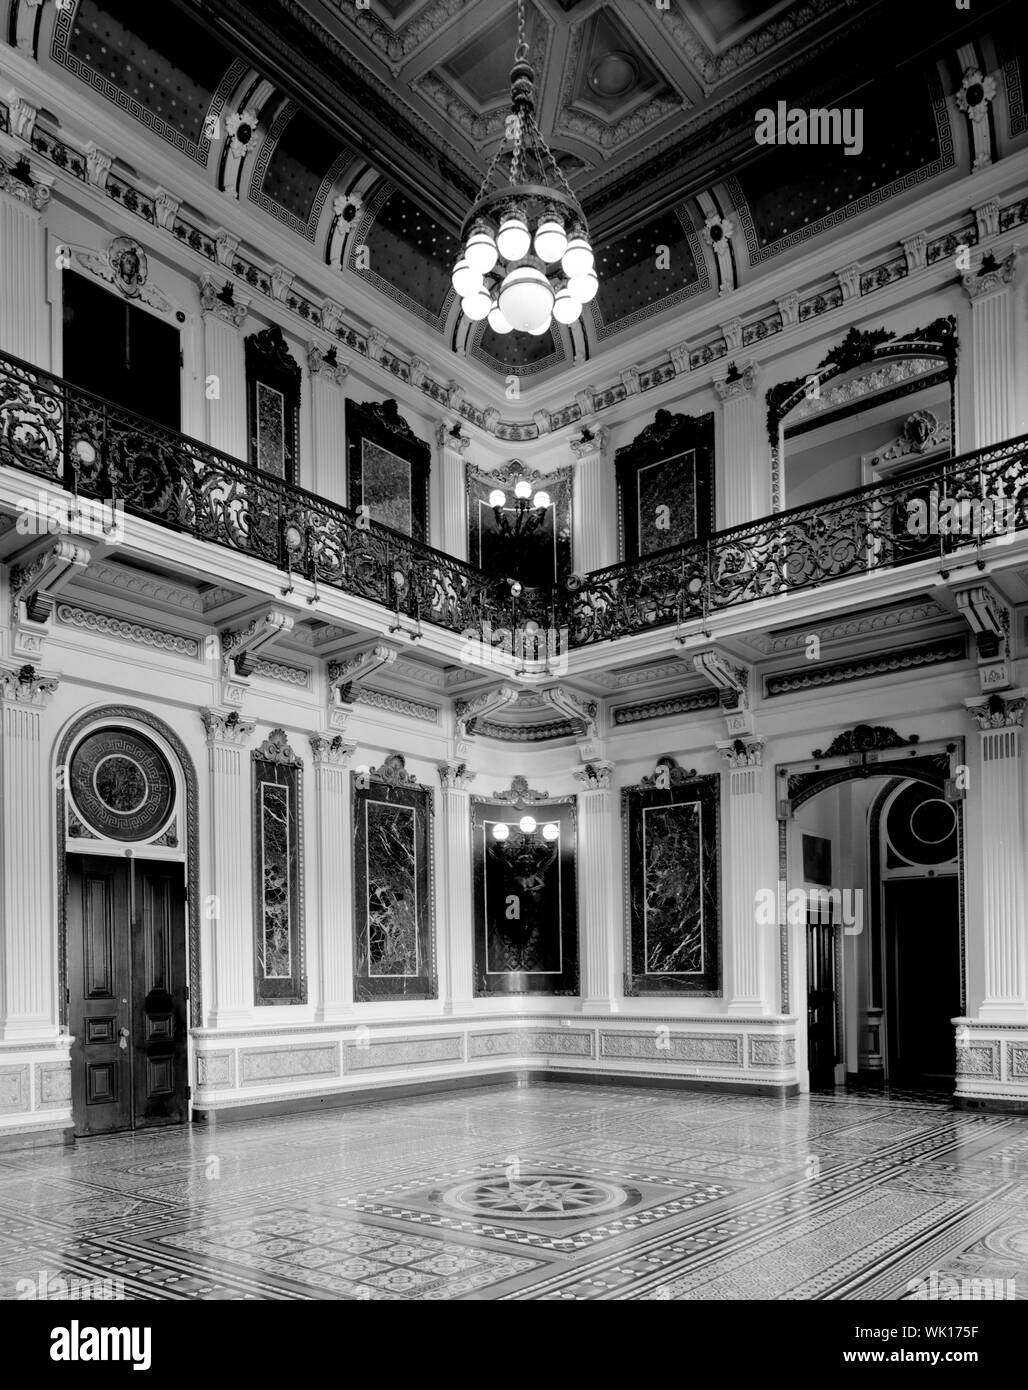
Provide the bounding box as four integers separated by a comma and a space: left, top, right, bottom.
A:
438, 1171, 632, 1220
588, 52, 638, 99
69, 728, 174, 842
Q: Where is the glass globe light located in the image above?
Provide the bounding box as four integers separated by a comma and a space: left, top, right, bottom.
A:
542, 822, 559, 841
509, 579, 523, 597
526, 316, 552, 335
561, 234, 594, 278
74, 439, 97, 466
533, 490, 551, 510
451, 257, 481, 298
487, 301, 514, 335
461, 284, 492, 321
553, 287, 583, 324
465, 221, 498, 275
496, 207, 531, 262
498, 264, 554, 331
568, 268, 599, 303
283, 523, 303, 551
492, 822, 510, 842
534, 214, 568, 264
489, 489, 506, 508
519, 815, 537, 834
514, 479, 533, 500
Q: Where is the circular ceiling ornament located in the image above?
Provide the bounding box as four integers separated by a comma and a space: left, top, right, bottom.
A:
588, 51, 638, 99
438, 1171, 633, 1220
69, 728, 175, 842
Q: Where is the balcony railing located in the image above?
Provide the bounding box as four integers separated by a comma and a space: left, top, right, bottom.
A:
3, 347, 1028, 652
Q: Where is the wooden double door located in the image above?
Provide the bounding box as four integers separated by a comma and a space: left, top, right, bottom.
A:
67, 855, 188, 1136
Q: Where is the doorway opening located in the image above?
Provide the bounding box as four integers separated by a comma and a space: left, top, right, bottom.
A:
66, 855, 188, 1136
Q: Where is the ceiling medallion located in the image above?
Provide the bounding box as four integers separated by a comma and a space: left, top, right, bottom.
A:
451, 0, 597, 339
588, 51, 638, 99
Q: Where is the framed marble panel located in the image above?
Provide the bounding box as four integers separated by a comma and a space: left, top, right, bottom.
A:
251, 730, 306, 1005
622, 764, 721, 995
352, 755, 436, 1001
346, 398, 430, 543
616, 410, 715, 560
471, 797, 578, 996
245, 324, 300, 483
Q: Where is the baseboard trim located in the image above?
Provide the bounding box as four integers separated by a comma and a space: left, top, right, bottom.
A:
0, 1124, 74, 1153
955, 1095, 1028, 1114
531, 1069, 800, 1098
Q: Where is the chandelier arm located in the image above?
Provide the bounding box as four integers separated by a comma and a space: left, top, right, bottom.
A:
525, 112, 584, 225
471, 141, 509, 209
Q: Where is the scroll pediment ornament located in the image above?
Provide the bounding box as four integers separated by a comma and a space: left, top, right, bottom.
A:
811, 724, 919, 759
369, 752, 419, 787
220, 609, 295, 679
870, 409, 950, 467
454, 684, 517, 739
245, 324, 301, 384
490, 775, 551, 805
327, 643, 399, 730
637, 756, 697, 790
253, 728, 300, 766
465, 457, 571, 497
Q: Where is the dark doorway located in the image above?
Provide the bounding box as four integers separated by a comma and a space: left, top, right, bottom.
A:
62, 270, 181, 429
67, 855, 188, 1137
806, 916, 838, 1088
884, 877, 961, 1082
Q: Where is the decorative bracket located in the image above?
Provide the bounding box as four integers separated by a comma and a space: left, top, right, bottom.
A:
219, 608, 294, 705
327, 642, 399, 730
691, 648, 753, 736
453, 683, 517, 742
9, 536, 95, 659
953, 582, 1010, 690
539, 684, 599, 757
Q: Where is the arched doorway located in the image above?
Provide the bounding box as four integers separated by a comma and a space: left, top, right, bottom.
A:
56, 708, 199, 1137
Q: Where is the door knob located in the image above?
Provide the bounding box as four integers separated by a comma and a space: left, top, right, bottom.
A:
118, 1027, 130, 1051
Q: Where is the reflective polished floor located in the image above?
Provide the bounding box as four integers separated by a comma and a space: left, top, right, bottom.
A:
1, 1082, 1027, 1300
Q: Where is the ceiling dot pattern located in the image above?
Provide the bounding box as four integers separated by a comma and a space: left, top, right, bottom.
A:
475, 323, 559, 370
261, 110, 348, 221
66, 0, 233, 146
594, 211, 699, 324
357, 192, 460, 317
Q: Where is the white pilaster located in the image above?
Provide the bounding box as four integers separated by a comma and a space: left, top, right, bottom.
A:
201, 298, 247, 459
437, 762, 475, 1012
0, 161, 52, 368
714, 363, 765, 528
310, 734, 356, 1021
570, 427, 614, 573
202, 708, 256, 1027
717, 738, 773, 1014
962, 254, 1017, 449
435, 423, 470, 559
966, 694, 1028, 1020
574, 763, 618, 1011
308, 346, 348, 506
0, 668, 59, 1038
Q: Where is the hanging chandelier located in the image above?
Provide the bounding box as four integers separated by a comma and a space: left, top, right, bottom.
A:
451, 0, 597, 337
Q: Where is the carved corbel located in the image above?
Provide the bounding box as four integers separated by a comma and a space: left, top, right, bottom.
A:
10, 536, 95, 658
953, 582, 1011, 691
692, 649, 754, 736
219, 609, 294, 706
327, 642, 399, 729
539, 685, 599, 753
453, 683, 517, 740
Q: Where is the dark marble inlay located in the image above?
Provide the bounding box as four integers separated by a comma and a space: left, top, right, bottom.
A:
252, 755, 305, 1005
362, 440, 413, 535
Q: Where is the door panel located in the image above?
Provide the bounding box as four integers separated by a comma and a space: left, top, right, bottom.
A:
68, 854, 188, 1136
885, 877, 960, 1081
68, 859, 132, 1136
806, 916, 837, 1089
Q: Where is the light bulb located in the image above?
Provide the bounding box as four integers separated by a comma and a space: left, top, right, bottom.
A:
519, 815, 537, 834
465, 222, 498, 275
496, 209, 531, 262
526, 316, 552, 335
489, 489, 506, 508
553, 287, 582, 324
451, 257, 481, 298
568, 268, 598, 303
534, 215, 567, 264
542, 822, 559, 841
514, 479, 532, 500
497, 264, 554, 331
461, 285, 491, 320
561, 234, 594, 278
487, 302, 513, 335
533, 490, 550, 510
492, 822, 510, 842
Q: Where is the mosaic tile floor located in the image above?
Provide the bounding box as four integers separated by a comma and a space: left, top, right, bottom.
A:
1, 1083, 1027, 1300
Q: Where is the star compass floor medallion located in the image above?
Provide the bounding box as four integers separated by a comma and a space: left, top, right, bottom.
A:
442, 1172, 632, 1221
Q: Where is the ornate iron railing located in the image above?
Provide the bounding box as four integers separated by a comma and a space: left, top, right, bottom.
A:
3, 347, 1028, 652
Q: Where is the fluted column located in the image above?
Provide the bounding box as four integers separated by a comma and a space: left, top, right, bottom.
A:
0, 668, 59, 1038
962, 254, 1017, 449
200, 278, 248, 459
310, 734, 356, 1020
435, 423, 470, 559
965, 693, 1028, 1020
717, 738, 773, 1014
437, 762, 475, 1012
714, 363, 765, 528
308, 345, 348, 506
201, 709, 256, 1027
571, 427, 614, 574
573, 763, 618, 1010
0, 158, 52, 367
